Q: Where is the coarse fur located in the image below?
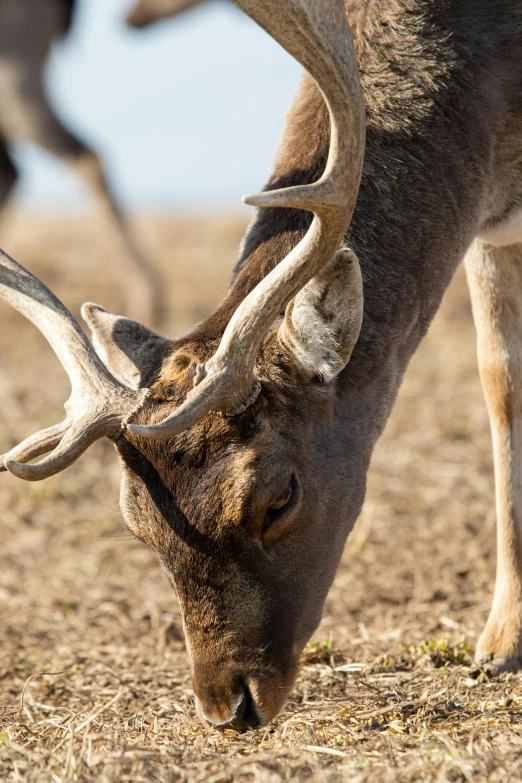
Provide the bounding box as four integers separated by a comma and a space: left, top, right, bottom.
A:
94, 0, 522, 725
5, 0, 522, 730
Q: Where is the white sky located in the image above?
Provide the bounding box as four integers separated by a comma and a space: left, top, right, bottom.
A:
13, 0, 301, 211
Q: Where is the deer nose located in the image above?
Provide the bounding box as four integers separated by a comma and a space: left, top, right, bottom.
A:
229, 683, 260, 730
199, 681, 261, 731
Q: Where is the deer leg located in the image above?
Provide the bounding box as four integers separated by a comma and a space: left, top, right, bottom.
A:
465, 238, 522, 672
70, 146, 165, 327
25, 93, 164, 326
0, 134, 18, 236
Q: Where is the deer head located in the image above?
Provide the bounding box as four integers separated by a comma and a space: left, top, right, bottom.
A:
1, 0, 365, 729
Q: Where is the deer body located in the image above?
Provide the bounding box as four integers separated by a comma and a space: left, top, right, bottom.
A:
1, 0, 522, 730
0, 0, 162, 322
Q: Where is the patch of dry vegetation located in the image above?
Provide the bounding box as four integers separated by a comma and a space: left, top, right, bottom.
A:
0, 214, 521, 782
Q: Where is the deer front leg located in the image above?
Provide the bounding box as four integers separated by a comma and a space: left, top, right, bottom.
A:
465, 239, 522, 672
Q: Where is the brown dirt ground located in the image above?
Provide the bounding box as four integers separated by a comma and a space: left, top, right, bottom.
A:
0, 214, 521, 782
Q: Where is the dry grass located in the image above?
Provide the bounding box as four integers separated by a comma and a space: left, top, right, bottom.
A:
0, 213, 521, 782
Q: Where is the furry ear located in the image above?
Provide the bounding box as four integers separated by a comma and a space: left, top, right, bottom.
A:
81, 303, 169, 389
278, 248, 363, 382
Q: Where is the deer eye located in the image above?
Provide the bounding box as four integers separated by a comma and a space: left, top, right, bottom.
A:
265, 476, 297, 526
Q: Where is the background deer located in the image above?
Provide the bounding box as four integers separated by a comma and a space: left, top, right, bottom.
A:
127, 0, 217, 28
0, 0, 162, 323
2, 0, 522, 732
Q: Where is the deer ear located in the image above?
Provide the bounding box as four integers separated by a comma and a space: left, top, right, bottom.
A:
278, 248, 363, 382
81, 303, 169, 389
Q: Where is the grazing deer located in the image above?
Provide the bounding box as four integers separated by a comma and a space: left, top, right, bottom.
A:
2, 0, 522, 730
0, 0, 162, 323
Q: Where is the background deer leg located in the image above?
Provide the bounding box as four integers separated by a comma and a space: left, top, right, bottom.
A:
20, 81, 164, 326
465, 238, 522, 672
0, 133, 18, 236
70, 144, 165, 327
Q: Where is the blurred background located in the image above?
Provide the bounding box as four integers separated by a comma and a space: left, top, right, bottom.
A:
15, 0, 301, 213
1, 3, 512, 780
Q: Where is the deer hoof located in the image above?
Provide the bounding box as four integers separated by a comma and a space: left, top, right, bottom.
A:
475, 652, 522, 675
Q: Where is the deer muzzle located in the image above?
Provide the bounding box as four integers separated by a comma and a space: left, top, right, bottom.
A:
192, 661, 294, 731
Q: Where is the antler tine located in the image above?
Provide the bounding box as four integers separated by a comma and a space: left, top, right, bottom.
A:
129, 0, 365, 441
0, 422, 67, 474
0, 250, 141, 480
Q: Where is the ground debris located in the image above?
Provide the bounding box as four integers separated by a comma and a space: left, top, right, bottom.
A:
1, 217, 521, 782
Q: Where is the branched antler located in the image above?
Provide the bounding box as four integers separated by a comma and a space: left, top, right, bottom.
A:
0, 250, 144, 480
0, 0, 365, 478
129, 0, 365, 440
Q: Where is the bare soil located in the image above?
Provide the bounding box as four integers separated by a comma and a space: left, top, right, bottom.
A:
0, 214, 521, 782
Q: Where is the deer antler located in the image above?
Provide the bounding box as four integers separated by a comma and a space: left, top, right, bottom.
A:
129, 0, 366, 441
0, 250, 145, 481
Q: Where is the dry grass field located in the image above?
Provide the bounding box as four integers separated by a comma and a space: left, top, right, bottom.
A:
0, 213, 521, 782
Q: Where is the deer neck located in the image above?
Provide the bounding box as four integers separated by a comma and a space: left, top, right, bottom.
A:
334, 138, 485, 455
216, 119, 487, 466
190, 2, 498, 454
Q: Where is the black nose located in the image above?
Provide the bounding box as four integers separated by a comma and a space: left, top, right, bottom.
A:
196, 677, 262, 731
219, 682, 260, 731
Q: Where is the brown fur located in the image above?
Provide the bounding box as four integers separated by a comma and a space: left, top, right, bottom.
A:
73, 0, 522, 726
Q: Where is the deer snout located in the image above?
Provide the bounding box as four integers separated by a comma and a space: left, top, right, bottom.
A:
194, 670, 261, 730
